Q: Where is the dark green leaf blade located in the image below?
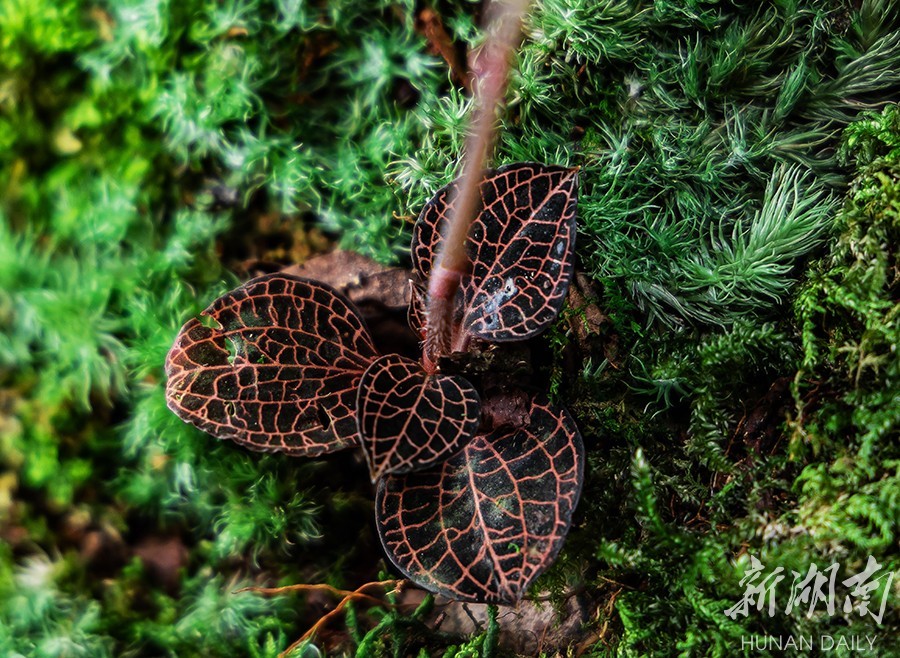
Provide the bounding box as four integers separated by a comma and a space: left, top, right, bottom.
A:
357, 354, 480, 482
375, 399, 584, 603
165, 273, 378, 456
411, 162, 578, 343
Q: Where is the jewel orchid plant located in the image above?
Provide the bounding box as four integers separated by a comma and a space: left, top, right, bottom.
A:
164, 0, 584, 604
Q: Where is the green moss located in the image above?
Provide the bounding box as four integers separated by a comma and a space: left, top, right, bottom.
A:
555, 103, 900, 658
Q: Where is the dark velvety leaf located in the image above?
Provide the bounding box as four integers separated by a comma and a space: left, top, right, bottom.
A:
376, 399, 584, 603
411, 162, 578, 343
407, 280, 427, 340
165, 273, 378, 457
357, 355, 480, 481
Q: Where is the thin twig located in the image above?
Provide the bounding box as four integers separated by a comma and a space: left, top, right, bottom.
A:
236, 579, 409, 657
418, 8, 470, 90
234, 581, 396, 607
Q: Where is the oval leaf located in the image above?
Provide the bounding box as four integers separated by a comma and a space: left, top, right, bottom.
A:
375, 399, 584, 603
412, 162, 578, 342
165, 273, 378, 457
357, 354, 480, 482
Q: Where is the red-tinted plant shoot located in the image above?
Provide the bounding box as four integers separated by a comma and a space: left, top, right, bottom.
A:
165, 0, 584, 605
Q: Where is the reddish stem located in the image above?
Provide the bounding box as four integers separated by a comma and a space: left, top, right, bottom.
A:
422, 0, 531, 371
